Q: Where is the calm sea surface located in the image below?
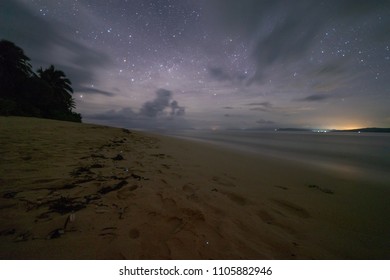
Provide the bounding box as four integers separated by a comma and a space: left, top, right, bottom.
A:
168, 130, 390, 184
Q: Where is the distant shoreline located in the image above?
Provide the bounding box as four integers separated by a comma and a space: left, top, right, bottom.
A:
275, 127, 390, 133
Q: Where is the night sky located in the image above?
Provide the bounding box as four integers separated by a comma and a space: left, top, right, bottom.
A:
2, 0, 390, 130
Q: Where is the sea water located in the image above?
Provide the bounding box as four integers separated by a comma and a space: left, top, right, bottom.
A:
168, 130, 390, 185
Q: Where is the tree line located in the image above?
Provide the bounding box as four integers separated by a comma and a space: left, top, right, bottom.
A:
0, 39, 82, 122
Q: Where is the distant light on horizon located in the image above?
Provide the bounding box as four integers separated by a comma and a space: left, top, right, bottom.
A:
325, 124, 365, 130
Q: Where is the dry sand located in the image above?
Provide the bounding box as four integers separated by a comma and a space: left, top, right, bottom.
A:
0, 116, 389, 259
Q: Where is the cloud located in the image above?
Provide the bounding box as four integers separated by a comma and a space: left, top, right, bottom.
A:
208, 67, 231, 81
246, 102, 272, 107
170, 100, 185, 116
75, 87, 116, 97
88, 107, 137, 121
0, 0, 112, 91
86, 88, 187, 130
249, 107, 268, 112
256, 119, 275, 125
296, 94, 332, 102
208, 66, 251, 84
207, 1, 322, 68
246, 102, 273, 111
207, 0, 390, 82
316, 62, 345, 76
140, 88, 185, 118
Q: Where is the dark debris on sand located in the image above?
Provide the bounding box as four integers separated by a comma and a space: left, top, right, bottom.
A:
131, 173, 149, 181
90, 163, 104, 168
112, 154, 125, 161
3, 191, 18, 199
58, 183, 79, 190
308, 184, 334, 194
46, 228, 65, 240
0, 228, 16, 236
49, 196, 86, 215
70, 166, 94, 177
98, 180, 128, 195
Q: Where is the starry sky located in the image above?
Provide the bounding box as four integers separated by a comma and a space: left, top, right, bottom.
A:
1, 0, 390, 130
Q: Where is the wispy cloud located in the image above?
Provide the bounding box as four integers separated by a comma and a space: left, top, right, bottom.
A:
0, 0, 112, 91
256, 119, 275, 125
76, 87, 116, 97
246, 101, 273, 112
245, 102, 272, 107
296, 94, 333, 102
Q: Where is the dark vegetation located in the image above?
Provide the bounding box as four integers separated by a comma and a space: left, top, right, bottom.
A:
0, 39, 82, 122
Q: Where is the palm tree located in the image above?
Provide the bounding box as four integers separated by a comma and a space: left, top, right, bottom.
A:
0, 40, 81, 122
0, 39, 33, 98
37, 65, 75, 112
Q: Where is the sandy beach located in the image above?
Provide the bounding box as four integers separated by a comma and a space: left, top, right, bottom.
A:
0, 116, 389, 259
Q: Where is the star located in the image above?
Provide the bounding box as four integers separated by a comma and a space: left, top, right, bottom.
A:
4, 0, 389, 130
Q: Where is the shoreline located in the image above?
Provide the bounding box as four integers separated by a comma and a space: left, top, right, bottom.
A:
158, 131, 390, 186
1, 117, 389, 259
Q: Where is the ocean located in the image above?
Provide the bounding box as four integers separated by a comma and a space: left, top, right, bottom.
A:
168, 130, 390, 185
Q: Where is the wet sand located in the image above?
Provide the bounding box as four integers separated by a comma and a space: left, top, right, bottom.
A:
0, 116, 389, 259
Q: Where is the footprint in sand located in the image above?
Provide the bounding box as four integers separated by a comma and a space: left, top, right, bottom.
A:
182, 185, 200, 201
182, 184, 196, 193
181, 208, 205, 222
165, 209, 205, 236
161, 164, 171, 169
271, 199, 310, 219
100, 227, 117, 240
167, 217, 184, 234
157, 193, 178, 212
147, 211, 158, 218
220, 191, 247, 206
257, 209, 275, 224
129, 228, 140, 239
257, 209, 299, 237
212, 176, 236, 188
116, 185, 138, 200
164, 238, 185, 258
162, 198, 177, 212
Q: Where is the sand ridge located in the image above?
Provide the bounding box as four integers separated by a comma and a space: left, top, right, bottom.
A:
0, 117, 389, 259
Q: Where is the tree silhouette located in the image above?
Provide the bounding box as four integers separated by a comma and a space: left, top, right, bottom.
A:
0, 39, 81, 122
37, 65, 76, 112
0, 40, 33, 100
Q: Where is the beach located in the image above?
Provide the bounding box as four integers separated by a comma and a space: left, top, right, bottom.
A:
0, 116, 389, 259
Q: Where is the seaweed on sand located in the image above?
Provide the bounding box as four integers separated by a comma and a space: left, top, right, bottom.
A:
49, 196, 85, 214
98, 180, 128, 195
